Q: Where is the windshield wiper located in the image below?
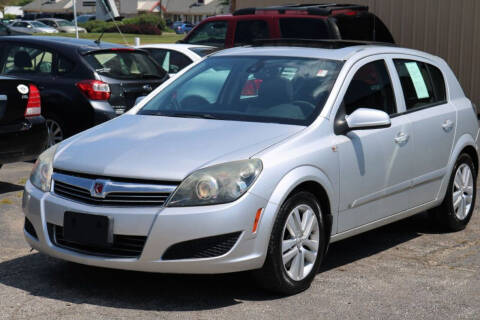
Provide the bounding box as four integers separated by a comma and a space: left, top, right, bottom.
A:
141, 111, 219, 119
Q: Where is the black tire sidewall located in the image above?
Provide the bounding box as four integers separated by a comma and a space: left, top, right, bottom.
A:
268, 191, 326, 294
443, 154, 477, 230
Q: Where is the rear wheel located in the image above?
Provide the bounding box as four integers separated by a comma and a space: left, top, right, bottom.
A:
45, 115, 65, 147
432, 153, 477, 231
254, 191, 326, 295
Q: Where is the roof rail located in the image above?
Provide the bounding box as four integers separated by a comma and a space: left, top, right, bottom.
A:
252, 38, 397, 49
233, 3, 368, 16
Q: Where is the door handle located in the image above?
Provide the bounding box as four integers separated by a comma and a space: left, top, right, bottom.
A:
442, 120, 454, 131
394, 132, 409, 144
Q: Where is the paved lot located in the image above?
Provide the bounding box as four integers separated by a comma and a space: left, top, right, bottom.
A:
0, 162, 479, 319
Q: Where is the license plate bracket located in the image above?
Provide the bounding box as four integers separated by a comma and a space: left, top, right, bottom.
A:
63, 212, 113, 247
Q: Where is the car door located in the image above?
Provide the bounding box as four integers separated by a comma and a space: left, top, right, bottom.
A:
335, 57, 415, 232
391, 57, 456, 207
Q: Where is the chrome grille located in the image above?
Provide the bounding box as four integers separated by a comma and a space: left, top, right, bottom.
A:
52, 172, 178, 207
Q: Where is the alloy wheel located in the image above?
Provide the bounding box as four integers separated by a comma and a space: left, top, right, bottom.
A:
452, 163, 474, 220
46, 118, 64, 147
281, 204, 320, 281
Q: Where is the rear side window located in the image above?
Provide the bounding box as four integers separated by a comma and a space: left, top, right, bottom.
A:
57, 55, 74, 74
2, 45, 53, 74
394, 60, 446, 110
145, 49, 192, 74
343, 60, 396, 115
332, 13, 395, 43
279, 18, 331, 39
234, 20, 269, 45
184, 21, 228, 47
84, 50, 166, 80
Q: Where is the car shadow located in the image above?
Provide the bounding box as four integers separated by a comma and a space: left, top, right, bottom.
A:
0, 212, 442, 311
0, 181, 24, 195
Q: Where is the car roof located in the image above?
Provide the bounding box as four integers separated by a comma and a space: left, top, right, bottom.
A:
38, 18, 65, 21
0, 36, 128, 51
212, 43, 439, 62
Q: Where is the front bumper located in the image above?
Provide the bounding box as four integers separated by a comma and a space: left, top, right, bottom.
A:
23, 180, 277, 274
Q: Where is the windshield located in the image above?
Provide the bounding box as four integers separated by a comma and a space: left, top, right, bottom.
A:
57, 20, 74, 27
139, 56, 343, 126
31, 21, 49, 28
84, 50, 166, 80
184, 21, 227, 47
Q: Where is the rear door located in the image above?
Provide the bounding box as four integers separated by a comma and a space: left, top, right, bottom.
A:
391, 57, 455, 207
82, 49, 168, 113
232, 17, 274, 46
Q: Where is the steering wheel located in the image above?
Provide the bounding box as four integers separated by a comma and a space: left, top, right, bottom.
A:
180, 95, 210, 109
292, 100, 316, 117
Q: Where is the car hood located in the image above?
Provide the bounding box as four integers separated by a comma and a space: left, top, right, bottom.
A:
53, 114, 304, 181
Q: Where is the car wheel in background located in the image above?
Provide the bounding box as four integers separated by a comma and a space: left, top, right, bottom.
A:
45, 115, 65, 147
432, 153, 477, 231
254, 191, 326, 295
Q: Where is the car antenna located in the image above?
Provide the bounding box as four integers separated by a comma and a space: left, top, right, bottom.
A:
94, 30, 105, 45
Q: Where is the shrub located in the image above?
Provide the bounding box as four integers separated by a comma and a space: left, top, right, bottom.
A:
122, 14, 166, 30
79, 20, 116, 33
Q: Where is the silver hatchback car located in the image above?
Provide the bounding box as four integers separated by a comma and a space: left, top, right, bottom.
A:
23, 41, 479, 294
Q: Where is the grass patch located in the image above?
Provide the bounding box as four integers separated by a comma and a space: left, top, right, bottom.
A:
41, 32, 184, 46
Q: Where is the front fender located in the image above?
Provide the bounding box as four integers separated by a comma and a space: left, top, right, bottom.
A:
250, 166, 337, 266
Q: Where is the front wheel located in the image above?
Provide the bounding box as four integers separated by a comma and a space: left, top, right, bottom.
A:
45, 115, 65, 147
254, 191, 326, 295
432, 153, 477, 231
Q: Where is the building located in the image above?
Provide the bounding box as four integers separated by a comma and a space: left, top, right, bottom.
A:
236, 0, 480, 107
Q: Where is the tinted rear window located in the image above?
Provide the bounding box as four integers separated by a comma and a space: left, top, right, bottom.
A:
332, 13, 395, 43
84, 51, 166, 80
279, 18, 331, 39
234, 20, 270, 45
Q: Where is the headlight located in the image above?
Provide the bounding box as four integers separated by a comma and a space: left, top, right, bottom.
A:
167, 159, 263, 207
30, 145, 58, 192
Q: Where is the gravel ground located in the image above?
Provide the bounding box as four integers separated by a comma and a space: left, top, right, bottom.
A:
0, 162, 479, 320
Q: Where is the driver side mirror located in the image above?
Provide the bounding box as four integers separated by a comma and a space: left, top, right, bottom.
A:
346, 108, 391, 130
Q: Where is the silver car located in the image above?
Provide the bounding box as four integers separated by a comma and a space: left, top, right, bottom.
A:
36, 18, 88, 34
9, 20, 59, 34
23, 42, 479, 294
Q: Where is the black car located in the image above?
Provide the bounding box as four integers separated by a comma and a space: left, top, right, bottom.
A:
0, 36, 168, 146
0, 76, 47, 168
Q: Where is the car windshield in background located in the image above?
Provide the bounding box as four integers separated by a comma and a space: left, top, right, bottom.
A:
184, 21, 228, 47
189, 47, 218, 57
84, 51, 166, 80
31, 21, 48, 28
139, 56, 343, 126
58, 20, 74, 27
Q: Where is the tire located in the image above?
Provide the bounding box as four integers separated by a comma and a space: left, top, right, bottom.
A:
432, 153, 477, 231
45, 114, 66, 148
254, 191, 326, 295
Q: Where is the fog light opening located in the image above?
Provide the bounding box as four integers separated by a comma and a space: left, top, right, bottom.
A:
252, 208, 263, 233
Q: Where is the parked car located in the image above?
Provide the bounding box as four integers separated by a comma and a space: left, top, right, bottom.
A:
0, 36, 168, 146
9, 20, 59, 34
136, 44, 217, 76
175, 22, 195, 34
23, 40, 478, 295
0, 21, 30, 36
181, 3, 394, 47
171, 20, 187, 30
73, 15, 95, 24
37, 18, 87, 33
0, 76, 47, 169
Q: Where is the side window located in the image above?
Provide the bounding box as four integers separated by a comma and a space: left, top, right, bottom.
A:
393, 59, 445, 110
0, 24, 8, 35
1, 45, 53, 74
184, 21, 228, 47
343, 60, 396, 115
57, 55, 74, 74
169, 51, 192, 73
279, 18, 330, 39
234, 20, 269, 45
333, 13, 395, 43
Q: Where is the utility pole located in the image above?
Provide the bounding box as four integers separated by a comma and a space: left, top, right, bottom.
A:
73, 0, 79, 39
